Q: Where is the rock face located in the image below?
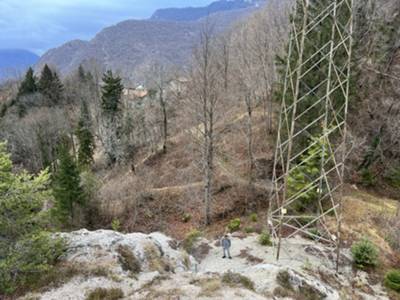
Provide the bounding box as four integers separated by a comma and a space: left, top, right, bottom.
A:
22, 231, 390, 300
57, 229, 195, 274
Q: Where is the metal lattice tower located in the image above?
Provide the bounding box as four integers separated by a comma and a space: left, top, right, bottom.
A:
270, 0, 353, 270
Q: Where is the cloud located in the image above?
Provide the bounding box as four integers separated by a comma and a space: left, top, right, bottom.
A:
0, 0, 212, 55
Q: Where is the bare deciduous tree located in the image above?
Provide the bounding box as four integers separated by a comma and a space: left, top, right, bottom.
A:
231, 0, 290, 134
146, 62, 172, 154
186, 22, 223, 225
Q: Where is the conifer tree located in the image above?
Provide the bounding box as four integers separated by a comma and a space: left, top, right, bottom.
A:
101, 70, 123, 114
0, 142, 65, 295
53, 139, 85, 224
275, 0, 352, 147
100, 70, 124, 165
38, 64, 64, 105
78, 64, 86, 81
18, 67, 37, 96
76, 100, 95, 167
38, 64, 54, 93
50, 72, 64, 103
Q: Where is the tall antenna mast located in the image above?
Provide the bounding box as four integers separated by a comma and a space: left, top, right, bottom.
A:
270, 0, 354, 271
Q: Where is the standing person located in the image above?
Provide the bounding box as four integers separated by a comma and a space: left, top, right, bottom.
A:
221, 234, 232, 259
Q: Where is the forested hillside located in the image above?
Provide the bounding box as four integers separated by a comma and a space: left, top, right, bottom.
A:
1, 0, 400, 299
36, 0, 262, 83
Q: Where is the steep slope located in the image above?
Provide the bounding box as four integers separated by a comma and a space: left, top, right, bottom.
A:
36, 21, 200, 82
36, 5, 259, 83
151, 0, 265, 22
0, 49, 39, 80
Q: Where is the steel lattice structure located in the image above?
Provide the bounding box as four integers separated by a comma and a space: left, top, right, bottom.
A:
270, 0, 354, 270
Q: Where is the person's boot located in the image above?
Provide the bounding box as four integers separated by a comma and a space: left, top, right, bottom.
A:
222, 256, 226, 259
229, 256, 232, 259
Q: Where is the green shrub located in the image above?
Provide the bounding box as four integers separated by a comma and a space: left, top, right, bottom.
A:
111, 219, 121, 232
385, 167, 400, 189
86, 287, 124, 300
182, 229, 202, 253
117, 245, 141, 274
0, 232, 66, 294
259, 231, 273, 246
296, 216, 315, 226
249, 213, 258, 222
384, 269, 400, 292
0, 143, 67, 295
288, 136, 328, 213
227, 218, 241, 232
307, 228, 321, 240
351, 239, 379, 269
222, 271, 254, 291
360, 168, 376, 187
182, 213, 192, 223
80, 170, 100, 200
244, 226, 255, 233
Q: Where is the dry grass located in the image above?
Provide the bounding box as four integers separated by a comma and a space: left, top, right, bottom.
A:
197, 278, 222, 297
144, 243, 173, 273
16, 262, 112, 296
117, 245, 141, 274
221, 271, 255, 291
145, 288, 184, 300
85, 288, 124, 300
238, 249, 264, 265
88, 99, 274, 238
338, 186, 400, 271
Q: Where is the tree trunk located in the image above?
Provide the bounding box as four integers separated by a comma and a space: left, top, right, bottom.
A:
247, 102, 255, 185
245, 94, 255, 212
160, 89, 168, 154
204, 124, 214, 226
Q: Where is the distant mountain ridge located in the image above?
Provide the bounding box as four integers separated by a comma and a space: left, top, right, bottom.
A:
36, 0, 264, 83
0, 49, 39, 80
151, 0, 264, 22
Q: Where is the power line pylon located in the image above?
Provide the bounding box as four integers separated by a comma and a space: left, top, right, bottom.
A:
270, 0, 354, 271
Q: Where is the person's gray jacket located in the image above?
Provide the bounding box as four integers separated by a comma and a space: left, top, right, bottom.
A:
221, 237, 231, 249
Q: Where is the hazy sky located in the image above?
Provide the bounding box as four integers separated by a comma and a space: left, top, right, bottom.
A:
0, 0, 213, 55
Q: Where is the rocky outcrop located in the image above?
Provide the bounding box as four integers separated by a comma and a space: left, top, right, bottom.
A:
21, 231, 390, 300
56, 229, 195, 274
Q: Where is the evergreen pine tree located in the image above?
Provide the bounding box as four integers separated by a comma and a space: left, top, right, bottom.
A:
18, 67, 37, 96
101, 70, 123, 114
38, 64, 64, 105
37, 129, 52, 170
100, 70, 124, 165
76, 100, 95, 167
0, 142, 65, 294
53, 139, 85, 225
38, 64, 54, 93
275, 0, 352, 147
50, 72, 64, 103
78, 65, 86, 81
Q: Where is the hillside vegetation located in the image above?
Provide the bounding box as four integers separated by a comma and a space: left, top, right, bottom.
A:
0, 0, 400, 299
